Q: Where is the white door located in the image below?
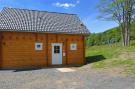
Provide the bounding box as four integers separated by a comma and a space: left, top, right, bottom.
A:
52, 43, 62, 65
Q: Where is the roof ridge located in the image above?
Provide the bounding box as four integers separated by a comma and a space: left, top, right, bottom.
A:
4, 7, 77, 16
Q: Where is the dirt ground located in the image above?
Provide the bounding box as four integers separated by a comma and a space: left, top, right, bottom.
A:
0, 64, 135, 89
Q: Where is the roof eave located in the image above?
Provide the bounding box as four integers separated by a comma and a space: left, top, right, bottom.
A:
0, 29, 90, 35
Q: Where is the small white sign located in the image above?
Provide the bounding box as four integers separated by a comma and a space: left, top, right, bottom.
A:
35, 43, 43, 50
63, 52, 66, 56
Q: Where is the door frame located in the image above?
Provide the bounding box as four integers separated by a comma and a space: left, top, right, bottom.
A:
51, 43, 62, 65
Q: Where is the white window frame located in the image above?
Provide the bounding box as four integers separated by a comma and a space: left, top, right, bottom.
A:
35, 43, 43, 50
70, 43, 77, 50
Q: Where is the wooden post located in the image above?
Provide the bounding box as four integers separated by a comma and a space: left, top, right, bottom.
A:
65, 38, 68, 65
46, 34, 48, 66
0, 32, 2, 68
83, 36, 86, 64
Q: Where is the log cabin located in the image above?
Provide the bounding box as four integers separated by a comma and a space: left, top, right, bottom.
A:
0, 7, 90, 69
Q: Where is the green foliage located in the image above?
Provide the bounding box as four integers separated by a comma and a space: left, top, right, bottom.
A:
86, 22, 135, 46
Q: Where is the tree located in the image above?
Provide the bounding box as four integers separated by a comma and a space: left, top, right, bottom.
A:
97, 0, 135, 46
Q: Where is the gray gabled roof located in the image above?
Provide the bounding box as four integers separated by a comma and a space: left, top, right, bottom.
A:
0, 7, 90, 34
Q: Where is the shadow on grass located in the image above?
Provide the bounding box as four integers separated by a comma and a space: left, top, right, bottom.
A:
13, 68, 42, 72
0, 64, 85, 72
86, 55, 106, 64
0, 65, 82, 72
0, 67, 43, 72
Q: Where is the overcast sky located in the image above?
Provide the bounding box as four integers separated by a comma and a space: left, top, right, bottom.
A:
0, 0, 118, 33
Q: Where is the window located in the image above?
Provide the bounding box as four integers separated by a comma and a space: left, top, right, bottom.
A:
54, 46, 60, 53
70, 43, 77, 50
35, 43, 43, 50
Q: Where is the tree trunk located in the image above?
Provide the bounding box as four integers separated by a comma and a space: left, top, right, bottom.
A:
122, 0, 132, 47
120, 25, 125, 46
123, 22, 130, 46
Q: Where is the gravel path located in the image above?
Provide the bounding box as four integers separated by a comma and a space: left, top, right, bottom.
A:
0, 66, 135, 89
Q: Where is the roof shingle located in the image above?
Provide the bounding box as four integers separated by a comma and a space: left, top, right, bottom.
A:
0, 7, 90, 34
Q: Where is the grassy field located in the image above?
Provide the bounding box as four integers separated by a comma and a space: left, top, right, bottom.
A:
86, 40, 135, 75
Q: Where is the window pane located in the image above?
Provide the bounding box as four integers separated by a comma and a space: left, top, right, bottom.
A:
56, 49, 60, 53
35, 43, 43, 50
54, 46, 60, 53
57, 46, 60, 50
37, 45, 41, 48
54, 50, 57, 53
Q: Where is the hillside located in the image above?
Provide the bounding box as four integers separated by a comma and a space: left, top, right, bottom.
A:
86, 22, 135, 46
86, 22, 135, 75
86, 40, 135, 75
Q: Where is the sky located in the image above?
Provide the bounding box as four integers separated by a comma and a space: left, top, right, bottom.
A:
0, 0, 118, 33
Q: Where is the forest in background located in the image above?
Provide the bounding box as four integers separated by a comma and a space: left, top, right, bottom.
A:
86, 21, 135, 46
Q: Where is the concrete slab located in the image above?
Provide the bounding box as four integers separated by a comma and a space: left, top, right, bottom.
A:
56, 68, 75, 72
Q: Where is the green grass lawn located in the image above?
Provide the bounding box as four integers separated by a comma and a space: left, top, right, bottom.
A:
86, 40, 135, 75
